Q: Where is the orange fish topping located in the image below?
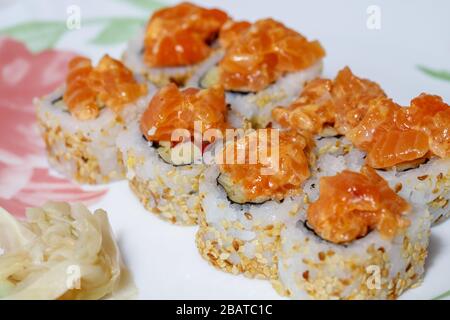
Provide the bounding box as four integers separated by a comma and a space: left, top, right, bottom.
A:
307, 166, 411, 244
218, 20, 251, 49
218, 18, 325, 92
274, 67, 449, 168
272, 67, 386, 135
406, 94, 450, 159
347, 94, 449, 168
88, 55, 147, 113
219, 130, 312, 202
63, 57, 98, 120
143, 2, 228, 67
63, 55, 147, 120
140, 83, 228, 142
273, 78, 335, 134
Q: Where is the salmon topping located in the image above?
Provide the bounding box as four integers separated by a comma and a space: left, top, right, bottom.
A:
140, 83, 228, 142
406, 94, 450, 159
143, 2, 228, 67
218, 20, 251, 49
307, 166, 411, 244
63, 55, 147, 120
272, 78, 335, 134
347, 94, 449, 168
274, 66, 449, 168
272, 67, 386, 135
63, 57, 98, 120
219, 130, 312, 202
218, 18, 325, 92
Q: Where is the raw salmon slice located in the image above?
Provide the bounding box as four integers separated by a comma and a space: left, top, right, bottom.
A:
218, 18, 325, 92
218, 20, 251, 49
144, 2, 228, 67
407, 94, 450, 158
89, 55, 147, 114
140, 83, 228, 142
63, 57, 99, 120
218, 129, 313, 203
348, 94, 449, 168
272, 67, 386, 135
366, 130, 430, 168
63, 55, 146, 120
307, 166, 410, 244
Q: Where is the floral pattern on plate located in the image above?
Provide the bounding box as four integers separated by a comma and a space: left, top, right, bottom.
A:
0, 37, 107, 217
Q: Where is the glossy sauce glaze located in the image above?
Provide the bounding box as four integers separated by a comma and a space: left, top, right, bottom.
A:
218, 18, 325, 92
63, 55, 147, 120
347, 94, 449, 168
272, 67, 386, 135
218, 129, 313, 203
218, 20, 251, 49
273, 67, 449, 168
143, 2, 228, 67
307, 166, 411, 244
140, 83, 228, 143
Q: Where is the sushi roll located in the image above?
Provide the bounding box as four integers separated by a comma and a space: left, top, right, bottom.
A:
272, 66, 386, 136
117, 83, 238, 225
36, 55, 153, 184
196, 129, 314, 279
312, 134, 450, 226
200, 18, 325, 128
272, 68, 450, 225
123, 2, 229, 87
275, 166, 431, 300
345, 94, 450, 225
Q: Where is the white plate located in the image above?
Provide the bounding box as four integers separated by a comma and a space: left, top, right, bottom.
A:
0, 0, 449, 299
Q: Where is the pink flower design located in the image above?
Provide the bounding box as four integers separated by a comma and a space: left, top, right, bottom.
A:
0, 37, 107, 217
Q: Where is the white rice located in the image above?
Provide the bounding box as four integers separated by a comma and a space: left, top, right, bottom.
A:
276, 202, 430, 299
196, 165, 303, 279
116, 121, 205, 225
377, 158, 450, 225
226, 61, 323, 128
35, 85, 155, 184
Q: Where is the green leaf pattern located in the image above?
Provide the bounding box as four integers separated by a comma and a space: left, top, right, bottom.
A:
418, 65, 450, 83
433, 289, 450, 300
118, 0, 164, 10
0, 21, 66, 52
0, 0, 164, 50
